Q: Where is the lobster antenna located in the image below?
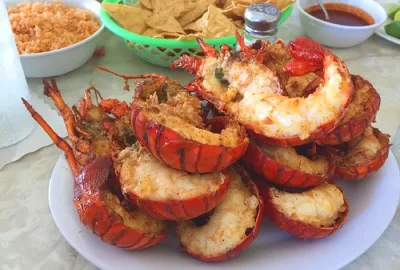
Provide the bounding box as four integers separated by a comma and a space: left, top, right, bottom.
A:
21, 98, 79, 176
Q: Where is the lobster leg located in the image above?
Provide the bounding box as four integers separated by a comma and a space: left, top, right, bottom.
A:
43, 80, 78, 140
105, 125, 122, 165
235, 31, 247, 52
184, 79, 200, 92
255, 41, 268, 64
96, 66, 165, 80
99, 99, 130, 118
170, 54, 204, 75
235, 31, 268, 63
21, 98, 79, 176
70, 104, 95, 168
220, 44, 231, 53
71, 105, 92, 138
84, 86, 103, 106
95, 66, 165, 91
196, 38, 218, 58
77, 86, 104, 118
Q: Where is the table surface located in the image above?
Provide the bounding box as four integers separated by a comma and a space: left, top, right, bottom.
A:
1, 3, 400, 270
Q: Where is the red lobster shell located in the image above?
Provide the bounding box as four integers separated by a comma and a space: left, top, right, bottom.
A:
74, 158, 167, 249
131, 78, 249, 173
242, 141, 335, 188
259, 182, 349, 239
317, 75, 381, 146
334, 127, 390, 180
176, 165, 264, 261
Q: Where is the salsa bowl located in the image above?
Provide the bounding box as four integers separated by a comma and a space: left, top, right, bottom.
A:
297, 0, 387, 48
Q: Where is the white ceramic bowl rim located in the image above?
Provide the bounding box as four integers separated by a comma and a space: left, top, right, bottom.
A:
6, 0, 104, 59
297, 0, 388, 30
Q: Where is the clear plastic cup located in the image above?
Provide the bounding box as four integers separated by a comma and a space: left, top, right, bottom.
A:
0, 1, 35, 148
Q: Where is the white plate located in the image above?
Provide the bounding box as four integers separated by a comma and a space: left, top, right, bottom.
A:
49, 152, 400, 270
376, 19, 400, 45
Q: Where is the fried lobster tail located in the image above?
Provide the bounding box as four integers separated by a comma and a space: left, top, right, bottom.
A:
318, 75, 381, 145
176, 166, 263, 261
171, 36, 353, 147
333, 127, 390, 180
118, 142, 231, 221
259, 182, 349, 239
242, 141, 335, 188
96, 67, 249, 173
22, 98, 167, 250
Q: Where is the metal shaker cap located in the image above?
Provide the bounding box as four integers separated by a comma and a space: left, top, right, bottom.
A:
244, 3, 281, 36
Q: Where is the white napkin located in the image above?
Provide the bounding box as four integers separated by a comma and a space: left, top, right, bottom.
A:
0, 92, 67, 170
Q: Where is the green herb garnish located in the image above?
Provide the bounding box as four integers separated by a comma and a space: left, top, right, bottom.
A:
214, 68, 229, 85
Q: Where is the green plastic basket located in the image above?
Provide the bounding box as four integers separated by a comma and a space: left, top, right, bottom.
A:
100, 0, 294, 67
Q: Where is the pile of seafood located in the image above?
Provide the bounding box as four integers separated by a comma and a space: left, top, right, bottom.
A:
23, 34, 390, 261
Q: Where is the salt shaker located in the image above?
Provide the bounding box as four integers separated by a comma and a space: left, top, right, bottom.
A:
0, 1, 34, 148
240, 3, 281, 47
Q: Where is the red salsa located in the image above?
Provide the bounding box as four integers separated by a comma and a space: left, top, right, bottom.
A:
305, 3, 375, 27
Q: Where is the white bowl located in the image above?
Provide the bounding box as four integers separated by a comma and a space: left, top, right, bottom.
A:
297, 0, 387, 48
5, 0, 104, 78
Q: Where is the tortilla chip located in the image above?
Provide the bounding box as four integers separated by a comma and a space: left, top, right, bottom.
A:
143, 28, 201, 40
142, 27, 162, 37
222, 2, 248, 18
177, 33, 204, 40
222, 0, 292, 18
124, 0, 148, 9
140, 0, 153, 9
183, 0, 198, 13
235, 0, 269, 5
134, 2, 147, 9
102, 3, 151, 34
185, 5, 237, 38
222, 0, 233, 9
234, 0, 293, 12
151, 0, 186, 18
233, 20, 244, 28
147, 14, 185, 34
213, 0, 226, 8
178, 0, 217, 26
144, 28, 192, 38
235, 0, 256, 4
